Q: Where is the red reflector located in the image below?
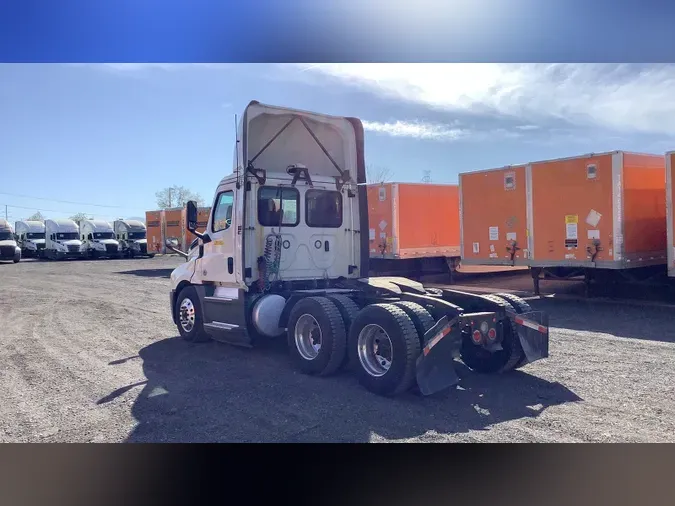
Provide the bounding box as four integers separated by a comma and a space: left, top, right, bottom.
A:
472, 330, 482, 343
487, 328, 497, 340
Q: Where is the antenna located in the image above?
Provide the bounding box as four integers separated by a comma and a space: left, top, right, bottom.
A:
234, 114, 241, 189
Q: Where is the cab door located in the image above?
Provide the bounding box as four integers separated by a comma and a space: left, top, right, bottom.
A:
198, 184, 238, 286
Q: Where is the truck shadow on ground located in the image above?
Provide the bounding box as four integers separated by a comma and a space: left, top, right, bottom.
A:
115, 268, 174, 278
528, 297, 675, 344
114, 337, 581, 443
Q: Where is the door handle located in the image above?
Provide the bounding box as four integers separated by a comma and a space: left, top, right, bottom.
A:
324, 241, 330, 252
228, 257, 234, 274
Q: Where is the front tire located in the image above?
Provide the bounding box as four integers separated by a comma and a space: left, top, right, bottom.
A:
287, 297, 347, 377
175, 286, 210, 343
349, 304, 420, 396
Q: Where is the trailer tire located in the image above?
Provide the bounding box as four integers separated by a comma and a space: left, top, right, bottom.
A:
175, 286, 210, 343
392, 301, 435, 345
460, 294, 524, 374
494, 293, 532, 313
287, 296, 347, 377
349, 304, 420, 396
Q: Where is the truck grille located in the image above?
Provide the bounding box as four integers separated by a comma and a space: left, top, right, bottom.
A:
37, 243, 45, 250
67, 245, 79, 253
105, 244, 118, 254
140, 244, 147, 255
0, 245, 15, 258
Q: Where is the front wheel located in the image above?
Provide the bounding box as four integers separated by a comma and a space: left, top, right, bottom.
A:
175, 286, 210, 343
349, 304, 420, 396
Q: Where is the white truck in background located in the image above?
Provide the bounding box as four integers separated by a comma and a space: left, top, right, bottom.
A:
14, 220, 46, 258
0, 219, 21, 263
79, 220, 122, 259
44, 219, 85, 260
114, 220, 155, 258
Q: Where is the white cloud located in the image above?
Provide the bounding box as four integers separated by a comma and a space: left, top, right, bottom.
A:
300, 64, 675, 136
362, 120, 466, 141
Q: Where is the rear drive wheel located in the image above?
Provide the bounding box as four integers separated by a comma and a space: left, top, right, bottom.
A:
287, 297, 347, 376
326, 294, 361, 369
175, 286, 210, 343
392, 301, 435, 344
494, 292, 532, 313
459, 294, 524, 374
349, 304, 420, 396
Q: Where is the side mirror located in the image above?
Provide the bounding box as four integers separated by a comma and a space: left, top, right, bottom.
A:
186, 200, 198, 232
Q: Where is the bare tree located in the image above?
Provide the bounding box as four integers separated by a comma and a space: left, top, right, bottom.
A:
70, 212, 92, 224
155, 185, 205, 209
27, 211, 45, 221
366, 164, 392, 184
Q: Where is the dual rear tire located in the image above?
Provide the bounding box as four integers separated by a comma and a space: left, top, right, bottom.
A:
287, 296, 435, 396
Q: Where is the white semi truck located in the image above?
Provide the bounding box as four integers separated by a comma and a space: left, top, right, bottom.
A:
0, 219, 21, 263
79, 220, 122, 259
168, 101, 550, 397
44, 219, 85, 260
113, 220, 155, 258
14, 220, 45, 258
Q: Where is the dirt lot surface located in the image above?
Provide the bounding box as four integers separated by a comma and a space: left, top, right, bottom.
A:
1, 256, 674, 442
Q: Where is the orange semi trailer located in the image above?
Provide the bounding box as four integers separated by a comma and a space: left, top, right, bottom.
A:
367, 182, 461, 277
460, 151, 667, 294
185, 207, 212, 248
145, 210, 165, 254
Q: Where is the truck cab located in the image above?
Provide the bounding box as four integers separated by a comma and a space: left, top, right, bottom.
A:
79, 220, 122, 259
0, 219, 21, 263
45, 219, 85, 260
168, 101, 550, 397
113, 220, 154, 258
14, 220, 45, 258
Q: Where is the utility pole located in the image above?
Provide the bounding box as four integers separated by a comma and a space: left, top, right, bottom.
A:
4, 205, 7, 220
168, 187, 172, 208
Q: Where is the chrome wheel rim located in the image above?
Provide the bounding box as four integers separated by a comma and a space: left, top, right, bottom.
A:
294, 314, 322, 360
357, 324, 393, 377
179, 298, 196, 333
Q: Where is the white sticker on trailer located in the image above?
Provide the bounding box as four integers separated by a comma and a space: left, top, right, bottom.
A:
566, 223, 578, 240
489, 226, 499, 241
506, 232, 517, 241
587, 229, 600, 240
489, 244, 495, 253
369, 228, 375, 241
472, 242, 480, 253
586, 209, 602, 227
379, 220, 387, 231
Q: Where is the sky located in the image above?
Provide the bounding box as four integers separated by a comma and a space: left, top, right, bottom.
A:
2, 63, 675, 223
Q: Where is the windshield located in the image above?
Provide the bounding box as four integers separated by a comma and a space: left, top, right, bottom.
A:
26, 233, 45, 240
93, 232, 115, 240
0, 231, 13, 241
56, 232, 78, 241
128, 231, 146, 240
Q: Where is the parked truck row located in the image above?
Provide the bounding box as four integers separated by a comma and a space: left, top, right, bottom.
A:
8, 218, 155, 262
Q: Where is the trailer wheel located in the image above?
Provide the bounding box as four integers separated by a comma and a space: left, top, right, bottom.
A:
349, 304, 420, 396
287, 297, 347, 377
175, 286, 210, 343
392, 301, 435, 344
494, 293, 532, 313
459, 294, 524, 374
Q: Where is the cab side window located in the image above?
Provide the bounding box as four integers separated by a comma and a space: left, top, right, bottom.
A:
212, 191, 234, 233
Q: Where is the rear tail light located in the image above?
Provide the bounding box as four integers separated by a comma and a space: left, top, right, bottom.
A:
487, 328, 497, 340
472, 330, 482, 343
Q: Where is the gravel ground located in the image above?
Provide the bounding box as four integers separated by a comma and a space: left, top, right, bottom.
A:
1, 256, 674, 442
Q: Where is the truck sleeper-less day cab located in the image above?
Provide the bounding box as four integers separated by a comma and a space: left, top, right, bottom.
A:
14, 220, 45, 258
113, 220, 155, 258
0, 219, 21, 263
44, 219, 85, 260
169, 102, 550, 397
80, 220, 122, 259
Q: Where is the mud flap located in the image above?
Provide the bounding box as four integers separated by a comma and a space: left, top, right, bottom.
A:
512, 311, 549, 366
415, 316, 462, 396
